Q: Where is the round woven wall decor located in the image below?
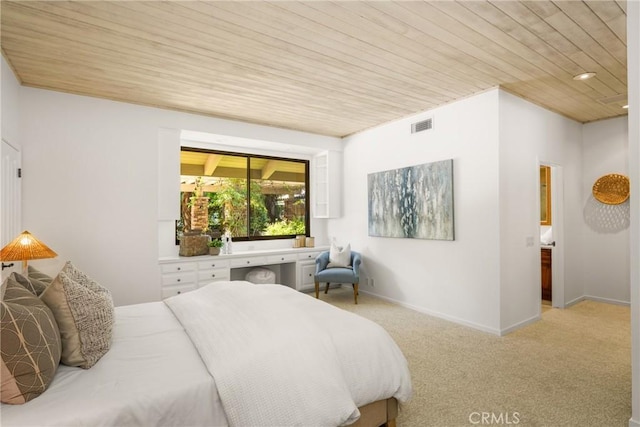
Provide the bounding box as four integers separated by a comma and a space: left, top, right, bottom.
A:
592, 174, 630, 205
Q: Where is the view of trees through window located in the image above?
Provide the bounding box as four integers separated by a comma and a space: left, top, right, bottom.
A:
178, 148, 309, 241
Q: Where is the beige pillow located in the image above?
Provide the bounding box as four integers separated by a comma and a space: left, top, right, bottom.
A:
41, 262, 114, 369
27, 265, 54, 285
1, 276, 61, 404
10, 272, 48, 296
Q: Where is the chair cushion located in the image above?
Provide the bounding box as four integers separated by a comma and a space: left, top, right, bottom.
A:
329, 243, 351, 267
316, 267, 357, 284
245, 267, 276, 284
327, 264, 353, 269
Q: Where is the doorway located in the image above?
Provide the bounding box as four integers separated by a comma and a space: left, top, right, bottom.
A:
539, 162, 565, 309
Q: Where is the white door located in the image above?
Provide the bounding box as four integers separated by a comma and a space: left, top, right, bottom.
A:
1, 138, 21, 279
549, 165, 565, 308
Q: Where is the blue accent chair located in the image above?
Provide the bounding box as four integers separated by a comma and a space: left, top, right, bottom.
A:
314, 250, 362, 304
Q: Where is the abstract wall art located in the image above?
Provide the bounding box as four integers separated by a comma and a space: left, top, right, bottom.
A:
368, 159, 454, 240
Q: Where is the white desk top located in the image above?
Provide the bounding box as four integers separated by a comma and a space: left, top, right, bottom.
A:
159, 246, 328, 263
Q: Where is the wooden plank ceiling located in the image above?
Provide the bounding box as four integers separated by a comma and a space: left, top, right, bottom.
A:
0, 1, 628, 137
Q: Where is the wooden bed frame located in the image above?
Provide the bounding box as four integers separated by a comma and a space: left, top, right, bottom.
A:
352, 397, 398, 427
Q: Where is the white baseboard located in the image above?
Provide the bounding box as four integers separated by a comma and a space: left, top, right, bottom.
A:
358, 289, 502, 336
629, 417, 640, 427
500, 314, 541, 336
565, 295, 586, 307
565, 295, 631, 307
584, 295, 631, 306
356, 290, 630, 337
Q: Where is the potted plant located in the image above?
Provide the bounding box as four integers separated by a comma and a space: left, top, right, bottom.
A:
208, 238, 224, 256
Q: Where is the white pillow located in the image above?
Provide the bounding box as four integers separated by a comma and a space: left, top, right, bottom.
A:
329, 243, 351, 268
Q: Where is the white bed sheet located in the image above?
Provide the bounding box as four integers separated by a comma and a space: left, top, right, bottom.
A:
1, 302, 227, 427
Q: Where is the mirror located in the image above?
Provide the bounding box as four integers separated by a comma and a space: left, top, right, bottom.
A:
540, 166, 551, 225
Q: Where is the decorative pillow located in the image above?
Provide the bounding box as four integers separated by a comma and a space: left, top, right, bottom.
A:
27, 265, 54, 286
40, 262, 114, 369
329, 243, 351, 268
10, 272, 48, 296
1, 276, 61, 404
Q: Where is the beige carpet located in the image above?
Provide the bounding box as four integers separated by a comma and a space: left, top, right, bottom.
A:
317, 288, 631, 427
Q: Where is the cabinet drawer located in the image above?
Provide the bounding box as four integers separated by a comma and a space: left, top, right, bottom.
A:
161, 263, 196, 274
198, 269, 231, 283
161, 284, 197, 299
298, 263, 317, 292
301, 263, 316, 284
197, 259, 230, 270
230, 257, 267, 268
161, 272, 196, 286
298, 251, 321, 261
267, 253, 297, 264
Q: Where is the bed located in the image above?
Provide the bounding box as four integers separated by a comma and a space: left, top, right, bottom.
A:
1, 280, 412, 426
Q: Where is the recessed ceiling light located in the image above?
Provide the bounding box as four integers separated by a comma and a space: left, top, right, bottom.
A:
573, 72, 596, 81
622, 105, 629, 109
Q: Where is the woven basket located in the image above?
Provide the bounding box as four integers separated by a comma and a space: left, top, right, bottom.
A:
592, 174, 630, 205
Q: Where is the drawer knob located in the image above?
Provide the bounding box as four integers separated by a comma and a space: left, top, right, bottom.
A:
177, 291, 181, 294
211, 264, 215, 267
177, 267, 181, 271
177, 278, 181, 282
281, 257, 284, 260
212, 274, 216, 278
247, 261, 250, 264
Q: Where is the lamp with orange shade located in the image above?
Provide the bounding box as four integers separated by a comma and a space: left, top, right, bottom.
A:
0, 230, 58, 274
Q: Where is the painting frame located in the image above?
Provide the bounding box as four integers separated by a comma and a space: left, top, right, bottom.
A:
367, 159, 454, 241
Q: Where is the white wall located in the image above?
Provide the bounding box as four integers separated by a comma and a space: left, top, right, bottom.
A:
582, 117, 630, 304
334, 88, 591, 335
498, 91, 584, 331
1, 57, 21, 147
334, 90, 503, 334
17, 87, 339, 306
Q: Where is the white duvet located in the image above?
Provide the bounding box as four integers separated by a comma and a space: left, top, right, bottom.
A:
0, 302, 226, 427
165, 281, 412, 427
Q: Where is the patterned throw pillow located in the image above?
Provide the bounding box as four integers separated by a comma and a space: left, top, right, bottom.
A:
1, 276, 61, 404
27, 265, 54, 285
41, 262, 114, 369
10, 272, 48, 296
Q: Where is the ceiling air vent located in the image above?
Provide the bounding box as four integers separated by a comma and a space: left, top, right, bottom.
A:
411, 117, 433, 134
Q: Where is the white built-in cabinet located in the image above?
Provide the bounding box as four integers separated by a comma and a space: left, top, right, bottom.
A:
159, 247, 325, 298
297, 261, 317, 292
313, 151, 341, 218
161, 259, 230, 298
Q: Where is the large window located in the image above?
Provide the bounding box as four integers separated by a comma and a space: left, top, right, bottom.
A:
178, 148, 309, 242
